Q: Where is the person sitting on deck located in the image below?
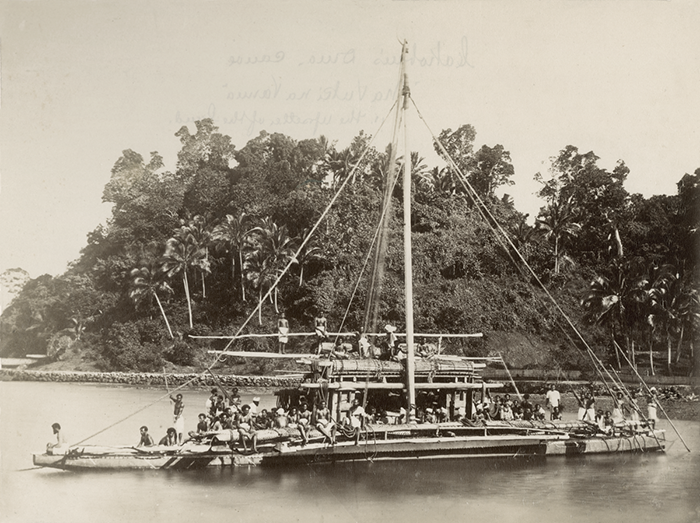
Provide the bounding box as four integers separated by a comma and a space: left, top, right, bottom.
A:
425, 407, 437, 424
501, 402, 514, 421
595, 409, 605, 432
521, 394, 533, 421
534, 404, 546, 421
274, 408, 288, 429
159, 427, 178, 446
313, 400, 336, 444
346, 398, 367, 445
209, 415, 223, 432
46, 423, 68, 453
196, 413, 210, 434
357, 332, 371, 358
490, 397, 503, 420
254, 409, 271, 430
513, 404, 523, 420
603, 410, 614, 435
137, 425, 155, 447
205, 388, 218, 412
551, 406, 562, 421
297, 402, 312, 445
236, 404, 258, 453
220, 412, 234, 430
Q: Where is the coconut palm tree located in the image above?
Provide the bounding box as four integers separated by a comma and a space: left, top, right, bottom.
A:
211, 212, 253, 301
647, 267, 699, 372
129, 264, 174, 339
296, 227, 324, 287
581, 259, 647, 368
259, 221, 298, 312
243, 218, 298, 323
161, 226, 208, 328
536, 195, 581, 274
675, 286, 700, 363
187, 215, 213, 299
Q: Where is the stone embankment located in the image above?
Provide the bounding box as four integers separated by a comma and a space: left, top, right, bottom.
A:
0, 369, 303, 389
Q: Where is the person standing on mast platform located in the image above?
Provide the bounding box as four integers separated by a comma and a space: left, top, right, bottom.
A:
314, 310, 328, 355
277, 311, 289, 354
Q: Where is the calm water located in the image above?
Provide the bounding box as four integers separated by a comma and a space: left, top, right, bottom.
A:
1, 381, 699, 523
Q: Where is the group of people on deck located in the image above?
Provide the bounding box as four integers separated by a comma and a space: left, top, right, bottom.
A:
282, 310, 440, 361
571, 385, 660, 433
134, 388, 340, 453
469, 393, 550, 423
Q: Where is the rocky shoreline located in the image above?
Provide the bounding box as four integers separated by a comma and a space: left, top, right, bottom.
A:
0, 369, 303, 389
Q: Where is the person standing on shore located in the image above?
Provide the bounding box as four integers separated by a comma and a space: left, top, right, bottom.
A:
170, 393, 185, 445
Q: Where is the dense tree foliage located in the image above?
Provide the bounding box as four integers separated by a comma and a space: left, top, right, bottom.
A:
1, 120, 697, 376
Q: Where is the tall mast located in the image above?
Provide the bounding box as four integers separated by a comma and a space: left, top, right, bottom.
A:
400, 41, 416, 419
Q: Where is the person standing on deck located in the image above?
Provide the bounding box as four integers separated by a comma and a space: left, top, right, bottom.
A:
205, 388, 218, 413
647, 388, 659, 429
278, 312, 289, 354
584, 392, 596, 422
612, 391, 626, 423
571, 389, 586, 421
314, 311, 328, 354
170, 393, 185, 445
545, 384, 561, 421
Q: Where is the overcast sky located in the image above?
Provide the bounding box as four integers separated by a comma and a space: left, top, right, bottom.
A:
1, 0, 699, 279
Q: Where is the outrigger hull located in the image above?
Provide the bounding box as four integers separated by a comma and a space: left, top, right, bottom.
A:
32, 445, 260, 471
545, 431, 665, 455
262, 435, 549, 466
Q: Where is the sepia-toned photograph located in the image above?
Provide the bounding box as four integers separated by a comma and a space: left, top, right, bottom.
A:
1, 1, 698, 522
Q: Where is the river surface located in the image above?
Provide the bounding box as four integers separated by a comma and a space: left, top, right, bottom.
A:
1, 381, 699, 523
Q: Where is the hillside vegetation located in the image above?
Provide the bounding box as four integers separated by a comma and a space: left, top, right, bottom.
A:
1, 120, 697, 376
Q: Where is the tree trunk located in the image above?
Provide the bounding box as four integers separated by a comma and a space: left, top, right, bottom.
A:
613, 339, 622, 369
258, 287, 262, 325
667, 332, 673, 375
649, 336, 655, 376
183, 271, 193, 329
153, 291, 174, 339
631, 339, 636, 369
554, 236, 560, 274
239, 251, 247, 302
676, 324, 685, 363
612, 226, 624, 258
